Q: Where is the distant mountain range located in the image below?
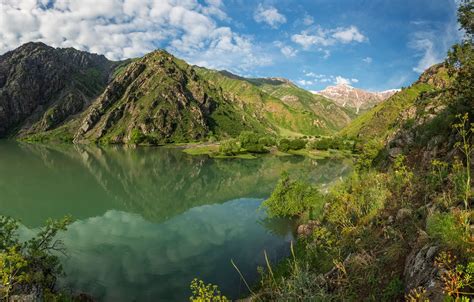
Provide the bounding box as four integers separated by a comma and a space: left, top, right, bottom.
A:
314, 84, 399, 113
0, 42, 398, 144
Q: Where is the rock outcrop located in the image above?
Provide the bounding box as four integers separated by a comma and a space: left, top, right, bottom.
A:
404, 244, 444, 301
0, 42, 116, 137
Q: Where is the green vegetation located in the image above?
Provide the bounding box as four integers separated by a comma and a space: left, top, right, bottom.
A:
0, 216, 76, 301
262, 172, 323, 218
249, 5, 474, 299
277, 138, 306, 152
189, 279, 228, 302
308, 136, 354, 151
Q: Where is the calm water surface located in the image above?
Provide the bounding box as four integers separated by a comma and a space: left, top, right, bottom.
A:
0, 141, 352, 301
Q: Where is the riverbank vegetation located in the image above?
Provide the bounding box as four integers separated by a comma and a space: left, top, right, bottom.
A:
251, 4, 474, 299
182, 131, 355, 160
0, 216, 77, 301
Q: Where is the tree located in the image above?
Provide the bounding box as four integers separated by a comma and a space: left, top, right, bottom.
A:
0, 216, 72, 300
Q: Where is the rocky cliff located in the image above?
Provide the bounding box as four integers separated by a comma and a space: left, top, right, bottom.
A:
0, 42, 116, 137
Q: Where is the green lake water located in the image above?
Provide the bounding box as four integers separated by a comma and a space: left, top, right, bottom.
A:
0, 141, 352, 301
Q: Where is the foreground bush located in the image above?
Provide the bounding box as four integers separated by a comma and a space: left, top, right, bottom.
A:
0, 216, 72, 301
262, 172, 323, 218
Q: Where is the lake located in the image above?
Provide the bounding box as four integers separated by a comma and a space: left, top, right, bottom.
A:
0, 141, 352, 301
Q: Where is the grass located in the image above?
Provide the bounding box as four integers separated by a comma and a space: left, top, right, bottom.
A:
339, 82, 435, 141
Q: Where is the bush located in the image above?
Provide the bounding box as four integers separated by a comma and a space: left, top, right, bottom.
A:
0, 216, 72, 300
262, 172, 323, 218
219, 139, 241, 156
277, 139, 291, 152
326, 171, 389, 230
289, 139, 306, 150
309, 137, 354, 151
427, 212, 469, 251
278, 138, 307, 152
258, 136, 276, 147
129, 129, 156, 145
238, 131, 268, 153
190, 279, 228, 302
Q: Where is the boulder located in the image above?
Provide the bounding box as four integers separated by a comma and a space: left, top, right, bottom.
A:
404, 244, 444, 301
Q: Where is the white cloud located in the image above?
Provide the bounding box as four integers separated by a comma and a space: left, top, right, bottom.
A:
335, 76, 358, 85
335, 76, 352, 85
0, 0, 270, 72
409, 11, 462, 73
362, 56, 373, 63
297, 79, 313, 86
303, 15, 314, 26
291, 25, 367, 50
254, 4, 286, 29
274, 41, 298, 58
332, 26, 367, 43
410, 36, 439, 73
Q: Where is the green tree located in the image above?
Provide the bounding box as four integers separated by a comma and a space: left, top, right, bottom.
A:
0, 216, 72, 300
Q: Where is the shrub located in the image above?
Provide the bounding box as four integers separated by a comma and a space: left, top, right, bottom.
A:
262, 172, 323, 218
289, 139, 307, 150
309, 137, 354, 151
129, 129, 146, 145
189, 278, 228, 302
219, 139, 241, 156
426, 212, 468, 251
0, 216, 72, 300
435, 251, 474, 300
277, 138, 306, 152
277, 139, 290, 152
258, 136, 276, 147
326, 171, 389, 230
355, 139, 384, 171
238, 131, 268, 153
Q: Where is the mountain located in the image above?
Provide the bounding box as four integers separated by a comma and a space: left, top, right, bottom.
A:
0, 42, 355, 144
339, 64, 452, 145
195, 69, 354, 136
315, 83, 399, 114
0, 42, 117, 138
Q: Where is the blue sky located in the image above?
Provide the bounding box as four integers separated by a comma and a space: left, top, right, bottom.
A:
0, 0, 462, 91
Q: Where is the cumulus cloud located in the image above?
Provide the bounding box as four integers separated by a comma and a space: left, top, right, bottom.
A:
362, 56, 373, 63
0, 0, 270, 72
254, 4, 287, 29
335, 76, 351, 85
291, 25, 367, 50
274, 41, 298, 58
335, 76, 358, 85
297, 79, 313, 86
303, 72, 359, 86
332, 26, 367, 43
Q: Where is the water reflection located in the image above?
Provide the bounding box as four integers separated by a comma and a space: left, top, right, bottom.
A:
0, 140, 353, 301
0, 141, 352, 226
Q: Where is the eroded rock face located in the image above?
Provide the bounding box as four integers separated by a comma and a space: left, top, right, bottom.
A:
73, 50, 224, 144
404, 244, 444, 301
0, 42, 115, 137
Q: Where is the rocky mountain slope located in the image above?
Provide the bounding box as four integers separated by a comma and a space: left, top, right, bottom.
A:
339, 64, 451, 144
0, 42, 117, 138
316, 83, 398, 113
0, 42, 355, 144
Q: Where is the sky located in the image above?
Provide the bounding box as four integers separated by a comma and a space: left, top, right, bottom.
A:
0, 0, 463, 91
